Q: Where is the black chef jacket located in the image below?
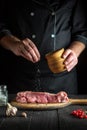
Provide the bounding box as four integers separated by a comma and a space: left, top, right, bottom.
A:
0, 0, 87, 94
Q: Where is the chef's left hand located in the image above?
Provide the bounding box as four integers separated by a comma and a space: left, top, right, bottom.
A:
62, 49, 78, 72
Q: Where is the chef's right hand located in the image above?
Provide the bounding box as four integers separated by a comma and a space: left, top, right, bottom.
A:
18, 38, 40, 63
0, 36, 40, 63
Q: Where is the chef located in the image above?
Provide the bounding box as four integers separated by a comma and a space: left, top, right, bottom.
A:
0, 0, 87, 94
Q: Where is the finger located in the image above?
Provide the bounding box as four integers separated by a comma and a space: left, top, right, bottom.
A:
66, 61, 74, 71
64, 53, 74, 65
64, 49, 77, 65
66, 59, 78, 72
19, 43, 38, 62
23, 38, 40, 59
62, 49, 72, 59
21, 40, 40, 62
24, 45, 40, 62
20, 46, 34, 62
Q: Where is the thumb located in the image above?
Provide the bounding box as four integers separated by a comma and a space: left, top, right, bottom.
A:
62, 49, 72, 59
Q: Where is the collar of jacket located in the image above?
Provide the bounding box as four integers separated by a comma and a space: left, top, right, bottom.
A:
32, 0, 60, 8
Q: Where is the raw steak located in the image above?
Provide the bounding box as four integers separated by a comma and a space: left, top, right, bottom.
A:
16, 91, 69, 104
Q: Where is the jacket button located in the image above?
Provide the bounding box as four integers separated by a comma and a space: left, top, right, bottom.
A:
51, 34, 55, 38
32, 34, 36, 39
30, 12, 35, 16
51, 12, 55, 16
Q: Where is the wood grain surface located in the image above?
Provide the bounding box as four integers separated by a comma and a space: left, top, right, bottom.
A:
10, 99, 87, 110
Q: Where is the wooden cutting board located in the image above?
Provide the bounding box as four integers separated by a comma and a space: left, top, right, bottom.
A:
11, 99, 87, 110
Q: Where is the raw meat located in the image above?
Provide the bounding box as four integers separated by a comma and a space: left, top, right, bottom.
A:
16, 91, 69, 104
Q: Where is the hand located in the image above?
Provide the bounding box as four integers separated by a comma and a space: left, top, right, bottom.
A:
18, 38, 40, 63
0, 36, 40, 63
12, 38, 40, 63
62, 49, 78, 72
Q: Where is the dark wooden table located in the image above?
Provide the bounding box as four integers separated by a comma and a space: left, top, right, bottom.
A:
0, 94, 87, 130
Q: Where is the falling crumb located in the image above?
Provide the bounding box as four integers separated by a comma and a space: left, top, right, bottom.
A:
21, 112, 27, 118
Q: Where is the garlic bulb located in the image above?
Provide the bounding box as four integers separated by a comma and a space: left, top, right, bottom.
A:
6, 103, 18, 116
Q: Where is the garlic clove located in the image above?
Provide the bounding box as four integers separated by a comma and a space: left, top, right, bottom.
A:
21, 112, 27, 118
6, 103, 18, 116
7, 103, 12, 109
6, 109, 11, 116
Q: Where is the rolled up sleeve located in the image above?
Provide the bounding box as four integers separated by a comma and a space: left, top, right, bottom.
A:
71, 0, 87, 45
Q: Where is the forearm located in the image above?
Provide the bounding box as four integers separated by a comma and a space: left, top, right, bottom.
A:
0, 35, 21, 52
68, 41, 86, 58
